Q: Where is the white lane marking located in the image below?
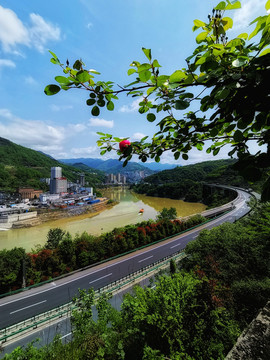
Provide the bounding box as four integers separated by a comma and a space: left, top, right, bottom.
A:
138, 255, 153, 263
89, 273, 112, 284
61, 332, 72, 339
170, 243, 181, 249
10, 300, 47, 315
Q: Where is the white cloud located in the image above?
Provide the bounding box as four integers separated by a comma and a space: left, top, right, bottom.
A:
0, 109, 65, 153
232, 0, 266, 30
28, 13, 61, 53
88, 118, 114, 128
86, 22, 93, 29
0, 5, 61, 54
70, 146, 98, 156
50, 104, 73, 112
132, 132, 147, 141
0, 59, 16, 68
24, 76, 37, 85
0, 6, 29, 53
119, 98, 141, 113
0, 108, 13, 118
68, 123, 87, 133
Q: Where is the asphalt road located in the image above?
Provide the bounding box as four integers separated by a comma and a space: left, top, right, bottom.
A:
0, 188, 252, 330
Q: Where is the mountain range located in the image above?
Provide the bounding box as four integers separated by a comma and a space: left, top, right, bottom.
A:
58, 157, 177, 174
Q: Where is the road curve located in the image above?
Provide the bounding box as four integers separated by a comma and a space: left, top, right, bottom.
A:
0, 187, 252, 329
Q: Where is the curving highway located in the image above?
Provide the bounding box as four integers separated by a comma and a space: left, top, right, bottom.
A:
0, 187, 252, 330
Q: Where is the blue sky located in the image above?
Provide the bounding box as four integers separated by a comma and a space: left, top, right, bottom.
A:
0, 0, 267, 164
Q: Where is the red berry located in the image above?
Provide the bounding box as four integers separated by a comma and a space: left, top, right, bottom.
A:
119, 140, 131, 152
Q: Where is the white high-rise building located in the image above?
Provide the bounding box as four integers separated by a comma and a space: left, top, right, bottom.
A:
51, 167, 62, 179
50, 167, 67, 194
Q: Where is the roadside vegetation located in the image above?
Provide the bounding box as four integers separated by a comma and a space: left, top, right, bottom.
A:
2, 202, 270, 359
0, 212, 205, 295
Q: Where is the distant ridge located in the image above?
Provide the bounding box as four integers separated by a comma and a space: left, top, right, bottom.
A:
58, 157, 176, 173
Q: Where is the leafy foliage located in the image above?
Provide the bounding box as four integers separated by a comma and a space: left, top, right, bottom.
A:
45, 2, 270, 196
156, 207, 177, 221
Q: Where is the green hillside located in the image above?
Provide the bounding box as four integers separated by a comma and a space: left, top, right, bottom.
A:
142, 159, 239, 184
132, 159, 250, 205
0, 137, 105, 191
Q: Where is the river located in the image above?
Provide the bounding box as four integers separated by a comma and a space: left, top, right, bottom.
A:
0, 187, 206, 252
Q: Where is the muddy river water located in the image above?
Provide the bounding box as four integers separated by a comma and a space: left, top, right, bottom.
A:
0, 187, 206, 252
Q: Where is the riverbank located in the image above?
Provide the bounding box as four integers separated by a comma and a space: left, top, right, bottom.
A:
10, 199, 114, 229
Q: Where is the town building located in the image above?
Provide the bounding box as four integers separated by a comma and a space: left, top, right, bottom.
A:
50, 167, 67, 194
17, 188, 43, 200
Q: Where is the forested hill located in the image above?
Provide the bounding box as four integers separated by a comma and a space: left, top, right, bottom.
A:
0, 137, 106, 191
132, 159, 251, 205
141, 159, 245, 185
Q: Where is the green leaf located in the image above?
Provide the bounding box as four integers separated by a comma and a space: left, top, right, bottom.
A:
215, 2, 226, 10
233, 130, 244, 142
73, 60, 82, 70
147, 113, 156, 122
155, 155, 160, 162
106, 101, 114, 111
193, 19, 206, 28
76, 70, 91, 83
259, 48, 270, 56
222, 17, 233, 31
97, 99, 105, 107
249, 18, 265, 39
175, 100, 189, 110
196, 32, 208, 44
215, 88, 230, 99
174, 152, 180, 160
210, 128, 219, 137
147, 87, 156, 96
127, 68, 136, 76
100, 150, 106, 155
91, 106, 100, 116
138, 63, 152, 72
97, 132, 105, 135
152, 59, 161, 67
49, 50, 58, 59
237, 33, 248, 40
44, 84, 61, 96
50, 58, 60, 65
142, 48, 152, 61
266, 0, 270, 11
55, 76, 70, 84
169, 70, 186, 83
182, 154, 189, 160
139, 70, 151, 82
86, 99, 95, 106
225, 1, 241, 10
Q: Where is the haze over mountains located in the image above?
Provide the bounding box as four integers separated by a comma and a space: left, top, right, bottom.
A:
58, 158, 177, 174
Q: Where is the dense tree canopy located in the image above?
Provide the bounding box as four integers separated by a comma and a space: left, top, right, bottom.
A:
45, 1, 270, 198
